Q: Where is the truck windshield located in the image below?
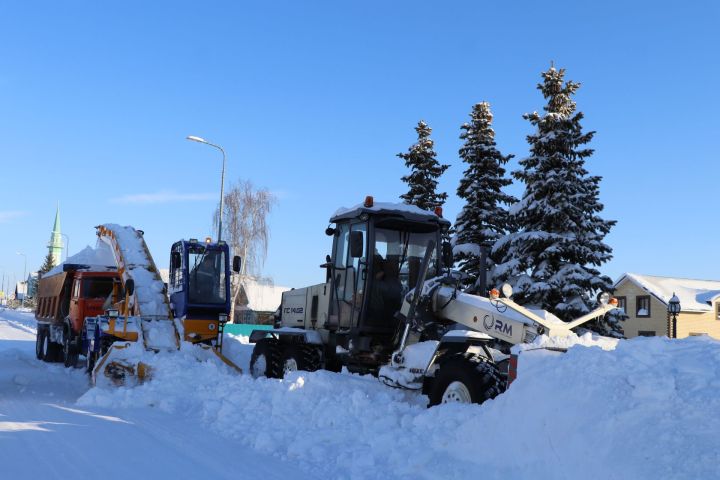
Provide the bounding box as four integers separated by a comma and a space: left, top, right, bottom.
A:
82, 278, 115, 299
188, 250, 227, 305
373, 228, 438, 296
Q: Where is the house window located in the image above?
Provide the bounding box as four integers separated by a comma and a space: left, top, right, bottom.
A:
615, 296, 627, 313
689, 332, 707, 336
636, 296, 651, 317
716, 303, 720, 320
638, 330, 655, 337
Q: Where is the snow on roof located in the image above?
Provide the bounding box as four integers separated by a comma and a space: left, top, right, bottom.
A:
331, 201, 450, 226
241, 277, 289, 312
333, 201, 434, 218
616, 273, 720, 312
43, 243, 117, 278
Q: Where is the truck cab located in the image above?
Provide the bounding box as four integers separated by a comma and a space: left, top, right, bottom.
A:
168, 239, 240, 344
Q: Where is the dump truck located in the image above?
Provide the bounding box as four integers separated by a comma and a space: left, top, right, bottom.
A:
35, 263, 120, 367
249, 197, 619, 405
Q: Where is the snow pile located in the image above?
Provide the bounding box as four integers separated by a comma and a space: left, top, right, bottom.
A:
79, 335, 720, 479
515, 330, 620, 352
43, 243, 116, 277
100, 224, 169, 317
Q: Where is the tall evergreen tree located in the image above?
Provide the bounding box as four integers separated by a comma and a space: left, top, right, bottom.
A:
453, 102, 516, 290
38, 252, 55, 276
398, 120, 449, 211
492, 66, 615, 321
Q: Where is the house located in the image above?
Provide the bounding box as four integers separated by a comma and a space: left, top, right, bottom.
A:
613, 273, 720, 339
234, 277, 290, 324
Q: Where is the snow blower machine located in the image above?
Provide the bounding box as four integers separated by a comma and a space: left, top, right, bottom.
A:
82, 225, 242, 386
248, 197, 620, 405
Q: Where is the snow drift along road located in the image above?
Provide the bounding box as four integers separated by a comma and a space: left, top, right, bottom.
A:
81, 329, 720, 479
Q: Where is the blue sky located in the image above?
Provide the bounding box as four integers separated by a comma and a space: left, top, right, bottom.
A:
0, 1, 718, 291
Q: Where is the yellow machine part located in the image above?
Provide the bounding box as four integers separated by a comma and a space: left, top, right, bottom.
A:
183, 318, 220, 343
92, 343, 153, 387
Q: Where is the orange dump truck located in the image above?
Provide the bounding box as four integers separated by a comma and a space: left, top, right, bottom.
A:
35, 264, 120, 368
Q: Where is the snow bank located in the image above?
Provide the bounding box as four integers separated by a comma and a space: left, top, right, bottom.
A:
78, 335, 720, 479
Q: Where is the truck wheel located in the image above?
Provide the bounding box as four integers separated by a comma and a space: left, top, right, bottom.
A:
43, 330, 63, 363
427, 353, 503, 407
281, 344, 321, 376
36, 326, 47, 361
63, 328, 79, 368
250, 339, 283, 379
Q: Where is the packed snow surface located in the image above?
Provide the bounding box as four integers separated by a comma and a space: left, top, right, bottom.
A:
3, 309, 719, 479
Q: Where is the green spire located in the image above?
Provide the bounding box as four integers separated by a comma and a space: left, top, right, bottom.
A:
49, 203, 63, 267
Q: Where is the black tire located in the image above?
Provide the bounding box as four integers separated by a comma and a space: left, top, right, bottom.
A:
427, 353, 504, 407
43, 328, 63, 363
249, 339, 283, 379
62, 327, 79, 368
280, 344, 322, 376
36, 326, 47, 361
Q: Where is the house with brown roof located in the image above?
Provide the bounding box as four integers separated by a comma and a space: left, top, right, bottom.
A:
614, 273, 720, 339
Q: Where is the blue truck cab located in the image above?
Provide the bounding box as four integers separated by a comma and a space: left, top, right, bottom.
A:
168, 239, 241, 344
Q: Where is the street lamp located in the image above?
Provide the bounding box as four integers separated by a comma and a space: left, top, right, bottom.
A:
186, 135, 227, 243
61, 233, 70, 261
668, 293, 681, 338
16, 252, 26, 308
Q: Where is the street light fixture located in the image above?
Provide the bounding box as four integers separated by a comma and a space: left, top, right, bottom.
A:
186, 135, 227, 243
16, 252, 27, 308
668, 292, 681, 338
61, 233, 70, 261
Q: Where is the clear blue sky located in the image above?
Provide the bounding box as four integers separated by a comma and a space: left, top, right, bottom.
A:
0, 1, 718, 292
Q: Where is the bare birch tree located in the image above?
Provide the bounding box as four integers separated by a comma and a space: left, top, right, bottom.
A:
214, 179, 276, 323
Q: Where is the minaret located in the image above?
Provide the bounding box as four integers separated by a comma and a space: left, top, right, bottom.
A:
48, 204, 63, 266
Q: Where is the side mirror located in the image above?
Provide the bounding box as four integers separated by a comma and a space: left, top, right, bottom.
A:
442, 242, 454, 268
233, 256, 242, 273
350, 231, 364, 258
125, 279, 135, 297
171, 251, 181, 270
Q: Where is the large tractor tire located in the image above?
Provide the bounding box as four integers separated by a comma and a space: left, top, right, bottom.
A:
427, 352, 504, 407
250, 339, 283, 379
280, 344, 322, 377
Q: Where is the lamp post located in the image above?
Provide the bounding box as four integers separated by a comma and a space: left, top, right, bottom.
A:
186, 135, 226, 243
16, 252, 26, 308
61, 233, 70, 261
668, 293, 681, 338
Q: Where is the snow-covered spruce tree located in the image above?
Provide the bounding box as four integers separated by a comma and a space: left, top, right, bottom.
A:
398, 121, 449, 211
453, 102, 516, 291
492, 66, 616, 322
38, 252, 55, 276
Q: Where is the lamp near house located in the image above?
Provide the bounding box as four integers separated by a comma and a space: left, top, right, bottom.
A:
668, 293, 681, 338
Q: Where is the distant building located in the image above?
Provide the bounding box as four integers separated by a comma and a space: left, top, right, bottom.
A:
234, 277, 289, 324
26, 272, 39, 298
15, 281, 27, 301
614, 273, 720, 339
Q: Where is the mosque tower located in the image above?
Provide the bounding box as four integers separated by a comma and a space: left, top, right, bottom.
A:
48, 204, 63, 267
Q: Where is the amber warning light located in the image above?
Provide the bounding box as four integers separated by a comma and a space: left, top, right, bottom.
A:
434, 206, 443, 217
364, 196, 374, 208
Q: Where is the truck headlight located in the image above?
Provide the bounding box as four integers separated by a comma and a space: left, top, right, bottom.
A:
219, 313, 228, 324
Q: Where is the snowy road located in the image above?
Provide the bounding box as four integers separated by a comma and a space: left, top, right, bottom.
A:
0, 310, 310, 480
3, 309, 720, 479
